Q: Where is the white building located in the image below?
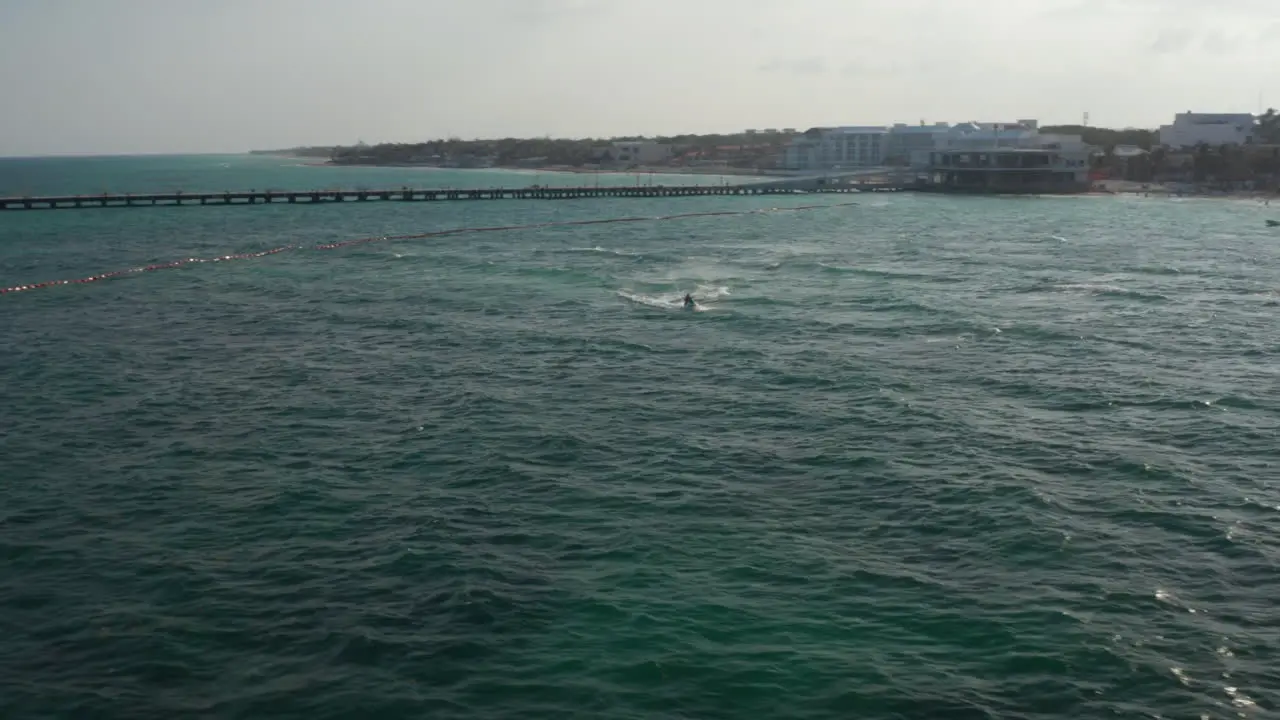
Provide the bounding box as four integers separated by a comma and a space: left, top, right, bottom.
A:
782, 136, 821, 170
824, 126, 888, 167
610, 141, 671, 165
780, 118, 1087, 172
886, 123, 952, 167
780, 126, 888, 170
1159, 112, 1255, 149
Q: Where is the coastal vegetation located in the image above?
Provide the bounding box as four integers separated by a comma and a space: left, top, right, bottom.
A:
1039, 125, 1158, 150
1255, 108, 1280, 144
255, 132, 795, 169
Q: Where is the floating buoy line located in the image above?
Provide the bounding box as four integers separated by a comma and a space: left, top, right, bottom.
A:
1, 202, 856, 296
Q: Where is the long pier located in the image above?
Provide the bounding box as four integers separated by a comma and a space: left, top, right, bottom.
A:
0, 182, 909, 211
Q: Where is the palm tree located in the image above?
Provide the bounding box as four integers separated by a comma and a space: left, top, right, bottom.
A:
1192, 143, 1212, 182
1257, 109, 1280, 145
1149, 146, 1169, 180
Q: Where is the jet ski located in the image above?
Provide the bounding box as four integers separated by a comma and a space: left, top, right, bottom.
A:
681, 293, 697, 310
1266, 219, 1279, 227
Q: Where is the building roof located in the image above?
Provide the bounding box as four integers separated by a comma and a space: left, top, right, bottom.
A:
889, 125, 951, 134
1175, 112, 1254, 121
1113, 145, 1148, 157
950, 122, 1034, 134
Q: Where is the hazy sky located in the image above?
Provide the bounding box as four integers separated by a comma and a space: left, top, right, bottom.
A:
2, 0, 1278, 155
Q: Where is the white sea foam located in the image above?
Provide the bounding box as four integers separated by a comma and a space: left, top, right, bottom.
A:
1225, 686, 1257, 711
616, 287, 722, 312
693, 284, 731, 301
1155, 588, 1198, 613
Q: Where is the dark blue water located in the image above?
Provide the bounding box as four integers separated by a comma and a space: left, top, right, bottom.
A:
2, 156, 1278, 719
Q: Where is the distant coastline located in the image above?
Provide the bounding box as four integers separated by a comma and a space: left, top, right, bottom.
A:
248, 150, 1277, 202
248, 132, 794, 178
254, 151, 778, 179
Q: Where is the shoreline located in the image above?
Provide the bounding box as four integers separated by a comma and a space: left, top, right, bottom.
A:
258, 155, 1279, 202
268, 155, 775, 179
1092, 180, 1278, 203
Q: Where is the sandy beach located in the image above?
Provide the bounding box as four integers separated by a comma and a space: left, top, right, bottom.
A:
1093, 179, 1278, 202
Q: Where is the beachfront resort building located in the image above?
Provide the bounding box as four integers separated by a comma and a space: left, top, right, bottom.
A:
884, 123, 952, 166
779, 119, 1079, 172
1158, 112, 1255, 149
780, 136, 820, 170
820, 126, 888, 168
609, 141, 671, 166
925, 121, 1091, 194
924, 148, 1090, 193
780, 126, 888, 170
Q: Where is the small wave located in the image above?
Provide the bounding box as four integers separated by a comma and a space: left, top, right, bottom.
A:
860, 299, 940, 315
567, 246, 641, 257
818, 263, 893, 277
817, 264, 951, 282
516, 265, 601, 284
1121, 265, 1183, 276
992, 324, 1086, 344
1209, 395, 1266, 410
1048, 283, 1168, 301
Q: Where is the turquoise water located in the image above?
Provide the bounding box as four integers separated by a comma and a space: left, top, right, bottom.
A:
0, 154, 737, 197
2, 156, 1278, 719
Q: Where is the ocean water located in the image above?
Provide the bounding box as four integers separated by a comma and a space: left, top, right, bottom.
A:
0, 154, 737, 197
1, 156, 1278, 719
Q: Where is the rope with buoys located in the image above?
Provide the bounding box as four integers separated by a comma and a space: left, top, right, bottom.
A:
1, 201, 856, 295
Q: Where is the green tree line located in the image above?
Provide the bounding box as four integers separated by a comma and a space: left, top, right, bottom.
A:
309, 132, 793, 167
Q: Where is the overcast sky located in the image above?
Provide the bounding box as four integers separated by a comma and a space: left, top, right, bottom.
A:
1, 0, 1278, 155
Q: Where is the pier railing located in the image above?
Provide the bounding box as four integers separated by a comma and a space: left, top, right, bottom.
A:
0, 182, 910, 211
